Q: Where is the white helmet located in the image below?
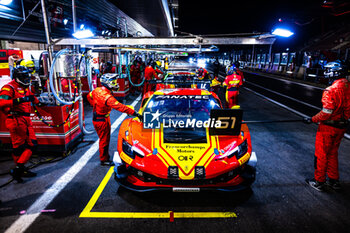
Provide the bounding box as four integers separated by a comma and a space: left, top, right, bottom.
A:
100, 73, 120, 91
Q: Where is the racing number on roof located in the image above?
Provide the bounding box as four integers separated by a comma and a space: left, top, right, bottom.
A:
217, 117, 236, 129
209, 109, 243, 136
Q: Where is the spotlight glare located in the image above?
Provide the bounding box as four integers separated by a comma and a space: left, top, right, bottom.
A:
72, 29, 94, 39
0, 0, 13, 5
272, 28, 294, 37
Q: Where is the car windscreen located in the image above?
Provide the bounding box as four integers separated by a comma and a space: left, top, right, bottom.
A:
144, 95, 221, 123
144, 95, 220, 143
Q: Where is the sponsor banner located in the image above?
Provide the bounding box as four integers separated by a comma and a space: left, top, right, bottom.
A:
143, 108, 243, 136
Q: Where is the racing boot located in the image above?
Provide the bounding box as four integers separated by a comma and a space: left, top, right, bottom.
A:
10, 165, 24, 183
305, 178, 326, 192
326, 179, 342, 191
22, 166, 37, 177
100, 160, 114, 166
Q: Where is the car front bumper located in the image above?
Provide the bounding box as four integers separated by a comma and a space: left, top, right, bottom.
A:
114, 152, 257, 192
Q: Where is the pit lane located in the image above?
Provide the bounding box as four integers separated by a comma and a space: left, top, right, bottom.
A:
1, 73, 350, 233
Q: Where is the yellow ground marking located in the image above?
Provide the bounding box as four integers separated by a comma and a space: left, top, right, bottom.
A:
80, 167, 237, 219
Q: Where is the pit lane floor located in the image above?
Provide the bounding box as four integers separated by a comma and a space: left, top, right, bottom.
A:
1, 88, 350, 233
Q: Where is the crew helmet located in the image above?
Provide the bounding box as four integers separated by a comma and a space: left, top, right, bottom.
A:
19, 59, 35, 74
155, 61, 162, 67
13, 66, 31, 87
100, 73, 120, 91
227, 66, 236, 75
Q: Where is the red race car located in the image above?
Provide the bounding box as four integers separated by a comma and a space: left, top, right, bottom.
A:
114, 88, 256, 192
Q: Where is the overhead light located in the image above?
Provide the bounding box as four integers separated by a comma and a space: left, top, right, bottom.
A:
272, 28, 294, 37
79, 24, 84, 29
108, 32, 111, 36
72, 29, 94, 39
0, 0, 13, 5
63, 19, 68, 25
102, 30, 105, 35
0, 4, 11, 10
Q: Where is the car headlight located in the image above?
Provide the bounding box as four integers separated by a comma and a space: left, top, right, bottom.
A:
122, 139, 145, 159
216, 140, 248, 160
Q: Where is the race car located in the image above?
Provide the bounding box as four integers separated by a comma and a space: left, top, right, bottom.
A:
154, 71, 212, 91
114, 88, 256, 192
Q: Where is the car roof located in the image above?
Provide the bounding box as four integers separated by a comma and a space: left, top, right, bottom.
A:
153, 88, 212, 96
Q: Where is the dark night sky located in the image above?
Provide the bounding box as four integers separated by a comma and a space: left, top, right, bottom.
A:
177, 0, 350, 51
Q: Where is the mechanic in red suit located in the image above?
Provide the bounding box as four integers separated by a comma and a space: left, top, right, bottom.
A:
143, 61, 163, 94
129, 60, 142, 95
87, 73, 141, 166
197, 67, 209, 80
0, 66, 40, 182
305, 65, 350, 191
223, 67, 243, 108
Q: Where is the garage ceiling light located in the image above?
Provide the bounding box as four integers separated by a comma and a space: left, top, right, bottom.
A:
0, 0, 12, 5
72, 29, 94, 39
272, 28, 294, 37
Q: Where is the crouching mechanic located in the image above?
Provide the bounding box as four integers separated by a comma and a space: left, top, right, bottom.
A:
0, 66, 41, 182
223, 67, 243, 108
87, 74, 142, 166
304, 65, 350, 191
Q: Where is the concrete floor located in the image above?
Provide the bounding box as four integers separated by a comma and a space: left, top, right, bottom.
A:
0, 74, 350, 233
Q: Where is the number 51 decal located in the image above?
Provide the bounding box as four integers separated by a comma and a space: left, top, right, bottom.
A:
209, 109, 243, 136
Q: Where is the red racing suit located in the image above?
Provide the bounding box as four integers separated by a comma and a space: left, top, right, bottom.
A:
197, 68, 209, 80
129, 64, 142, 94
0, 80, 39, 165
87, 86, 135, 161
143, 66, 162, 94
223, 73, 243, 108
311, 78, 350, 182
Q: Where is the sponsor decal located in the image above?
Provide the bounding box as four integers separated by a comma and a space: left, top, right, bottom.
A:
155, 95, 209, 100
143, 108, 242, 136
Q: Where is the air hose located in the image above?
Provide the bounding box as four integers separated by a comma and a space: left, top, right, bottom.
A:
46, 48, 93, 135
77, 50, 94, 135
49, 48, 81, 105
126, 63, 145, 87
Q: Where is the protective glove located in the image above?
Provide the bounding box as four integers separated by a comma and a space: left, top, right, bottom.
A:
13, 95, 35, 105
133, 112, 143, 122
303, 117, 313, 124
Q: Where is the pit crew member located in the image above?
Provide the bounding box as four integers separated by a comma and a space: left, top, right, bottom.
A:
143, 61, 163, 94
0, 66, 40, 182
305, 65, 350, 191
223, 67, 243, 108
197, 67, 209, 80
87, 74, 142, 166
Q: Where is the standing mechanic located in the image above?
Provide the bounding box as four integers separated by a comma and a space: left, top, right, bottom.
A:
223, 67, 243, 108
0, 66, 40, 182
305, 65, 350, 191
87, 74, 142, 166
129, 60, 143, 95
143, 61, 163, 94
213, 58, 220, 78
197, 67, 210, 80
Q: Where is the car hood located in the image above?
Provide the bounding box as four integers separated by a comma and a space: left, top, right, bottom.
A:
125, 120, 250, 180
